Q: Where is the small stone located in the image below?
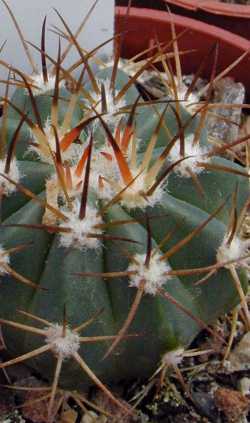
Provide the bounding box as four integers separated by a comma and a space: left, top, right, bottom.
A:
0, 411, 25, 423
239, 377, 250, 396
228, 331, 250, 371
61, 408, 78, 423
182, 75, 207, 93
81, 411, 106, 423
142, 73, 168, 98
207, 77, 245, 144
214, 387, 249, 423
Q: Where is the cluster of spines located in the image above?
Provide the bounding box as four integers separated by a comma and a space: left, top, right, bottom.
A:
0, 2, 249, 420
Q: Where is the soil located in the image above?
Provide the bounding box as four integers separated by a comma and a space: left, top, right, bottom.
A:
1, 323, 250, 422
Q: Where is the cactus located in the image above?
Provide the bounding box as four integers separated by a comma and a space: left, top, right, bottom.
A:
0, 5, 249, 419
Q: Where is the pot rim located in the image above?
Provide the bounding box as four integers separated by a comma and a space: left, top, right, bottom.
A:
115, 5, 250, 51
164, 0, 250, 18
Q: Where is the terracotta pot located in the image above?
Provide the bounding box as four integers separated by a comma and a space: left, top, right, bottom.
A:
167, 0, 250, 17
115, 6, 250, 100
165, 1, 250, 40
115, 1, 250, 40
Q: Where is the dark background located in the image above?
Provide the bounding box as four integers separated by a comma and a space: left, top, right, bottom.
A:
115, 1, 168, 10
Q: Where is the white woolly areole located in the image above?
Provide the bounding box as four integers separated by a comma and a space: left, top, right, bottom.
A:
216, 235, 250, 269
0, 159, 20, 195
53, 145, 119, 202
87, 144, 120, 201
45, 143, 118, 205
90, 79, 126, 126
0, 245, 10, 275
27, 72, 59, 96
65, 140, 145, 203
59, 200, 103, 250
168, 134, 209, 177
127, 252, 171, 295
88, 138, 142, 202
162, 347, 184, 367
29, 119, 82, 165
120, 170, 164, 209
45, 323, 80, 359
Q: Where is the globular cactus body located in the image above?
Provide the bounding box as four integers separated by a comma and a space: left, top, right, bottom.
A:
0, 22, 249, 397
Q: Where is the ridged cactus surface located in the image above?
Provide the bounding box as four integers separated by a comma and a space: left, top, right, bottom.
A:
0, 20, 249, 402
